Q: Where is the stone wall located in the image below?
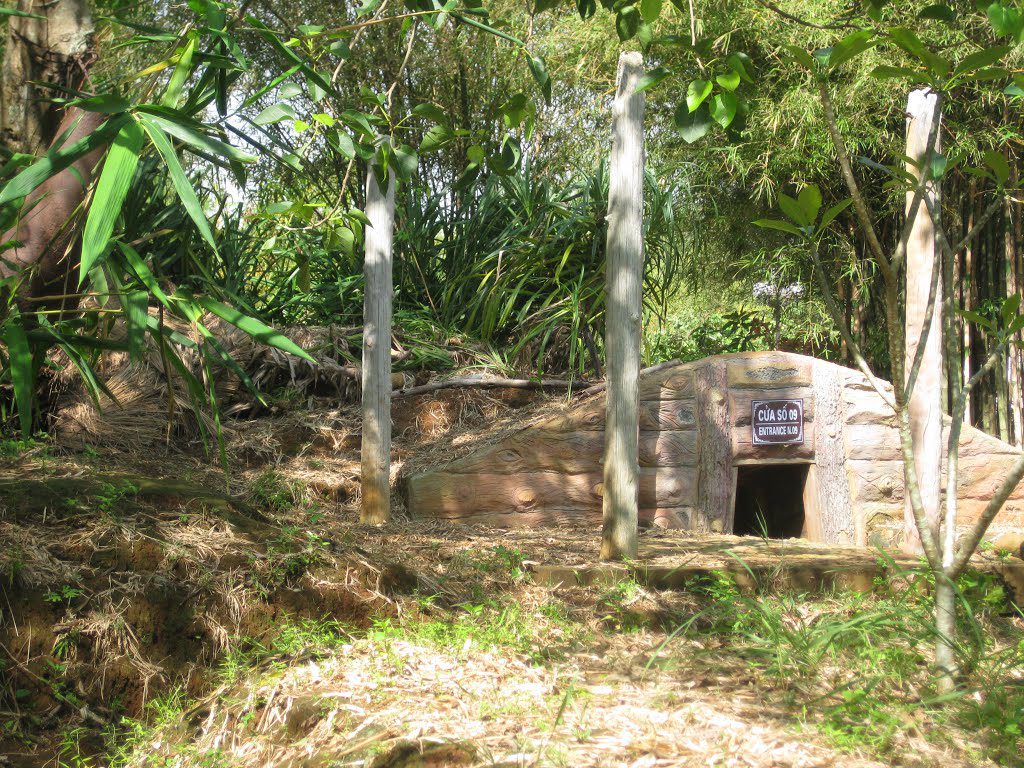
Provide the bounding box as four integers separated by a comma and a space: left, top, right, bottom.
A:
405, 351, 1024, 546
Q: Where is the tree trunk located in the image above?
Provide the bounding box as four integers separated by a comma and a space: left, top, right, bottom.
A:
1, 0, 94, 154
1012, 163, 1024, 447
360, 165, 395, 525
600, 51, 644, 561
1005, 162, 1022, 446
947, 192, 961, 415
902, 88, 943, 555
0, 107, 105, 313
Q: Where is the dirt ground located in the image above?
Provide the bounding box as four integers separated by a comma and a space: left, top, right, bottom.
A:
1, 388, 1021, 767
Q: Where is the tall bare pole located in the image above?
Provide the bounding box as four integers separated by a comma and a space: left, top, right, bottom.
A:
1006, 160, 1023, 447
962, 180, 977, 427
903, 88, 943, 555
361, 164, 396, 524
600, 52, 645, 561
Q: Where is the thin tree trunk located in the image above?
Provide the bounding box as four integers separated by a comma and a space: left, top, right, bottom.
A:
986, 213, 1001, 436
360, 165, 395, 525
947, 196, 962, 415
838, 276, 850, 361
962, 236, 972, 425
1006, 161, 1022, 446
903, 89, 943, 555
600, 52, 645, 561
1014, 164, 1024, 448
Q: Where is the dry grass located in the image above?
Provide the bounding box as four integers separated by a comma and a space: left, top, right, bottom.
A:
1, 389, 1021, 768
127, 629, 896, 768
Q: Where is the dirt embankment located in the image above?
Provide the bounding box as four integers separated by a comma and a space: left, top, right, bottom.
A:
0, 387, 559, 763
0, 387, 1022, 767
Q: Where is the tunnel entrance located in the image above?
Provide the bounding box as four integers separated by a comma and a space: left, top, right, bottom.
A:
732, 464, 809, 539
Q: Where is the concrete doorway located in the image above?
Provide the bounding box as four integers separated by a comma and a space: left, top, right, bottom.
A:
733, 464, 808, 539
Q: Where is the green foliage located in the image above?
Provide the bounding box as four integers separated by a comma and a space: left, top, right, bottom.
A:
419, 163, 685, 374
0, 0, 548, 439
648, 307, 769, 362
95, 480, 140, 516
248, 470, 300, 514
43, 584, 85, 605
653, 565, 1024, 762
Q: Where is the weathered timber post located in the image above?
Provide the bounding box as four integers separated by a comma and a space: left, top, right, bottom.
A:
361, 163, 396, 524
903, 88, 943, 554
600, 51, 645, 561
903, 88, 943, 555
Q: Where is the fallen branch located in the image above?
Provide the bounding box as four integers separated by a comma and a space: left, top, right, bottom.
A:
579, 360, 681, 397
391, 376, 593, 398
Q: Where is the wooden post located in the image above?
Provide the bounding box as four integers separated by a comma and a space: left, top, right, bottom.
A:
600, 51, 645, 561
360, 164, 395, 524
903, 88, 943, 554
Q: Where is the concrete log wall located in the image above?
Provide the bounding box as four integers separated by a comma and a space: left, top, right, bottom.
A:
405, 352, 1024, 547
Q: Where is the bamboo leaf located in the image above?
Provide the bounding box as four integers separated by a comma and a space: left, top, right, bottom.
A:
194, 295, 315, 362
247, 17, 340, 101
3, 308, 33, 440
139, 115, 219, 255
80, 118, 145, 284
71, 93, 131, 114
119, 242, 172, 307
137, 109, 256, 164
0, 115, 126, 206
0, 5, 44, 18
163, 33, 197, 107
124, 290, 149, 361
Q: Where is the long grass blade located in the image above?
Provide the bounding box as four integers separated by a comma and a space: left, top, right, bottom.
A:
80, 118, 145, 283
3, 308, 33, 439
139, 114, 219, 255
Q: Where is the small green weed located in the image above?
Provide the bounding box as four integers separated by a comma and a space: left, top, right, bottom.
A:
249, 470, 304, 514
596, 577, 648, 632
44, 584, 85, 605
94, 480, 139, 516
0, 436, 50, 459
57, 725, 96, 768
219, 618, 352, 685
453, 545, 527, 579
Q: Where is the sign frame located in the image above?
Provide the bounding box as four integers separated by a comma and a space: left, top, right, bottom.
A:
751, 398, 805, 446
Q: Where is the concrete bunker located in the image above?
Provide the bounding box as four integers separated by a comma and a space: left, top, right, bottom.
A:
405, 351, 1024, 547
